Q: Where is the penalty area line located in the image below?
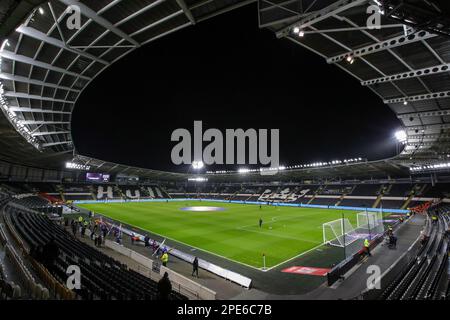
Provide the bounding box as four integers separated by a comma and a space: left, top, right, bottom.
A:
262, 242, 325, 272
94, 212, 264, 272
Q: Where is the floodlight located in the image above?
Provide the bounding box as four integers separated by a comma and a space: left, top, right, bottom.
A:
293, 27, 300, 34
395, 130, 407, 143
192, 161, 204, 169
299, 31, 305, 37
38, 7, 45, 15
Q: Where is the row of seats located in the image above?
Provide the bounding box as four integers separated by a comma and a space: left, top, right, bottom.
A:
5, 205, 187, 300
379, 205, 449, 300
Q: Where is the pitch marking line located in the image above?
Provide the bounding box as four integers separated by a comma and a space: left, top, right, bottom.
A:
87, 207, 331, 273
236, 225, 319, 244
94, 213, 263, 271
264, 243, 326, 272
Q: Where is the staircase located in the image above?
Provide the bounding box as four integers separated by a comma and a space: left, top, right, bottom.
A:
372, 184, 387, 208
307, 185, 324, 205
159, 185, 171, 199
89, 185, 96, 200
114, 185, 125, 200
402, 184, 423, 210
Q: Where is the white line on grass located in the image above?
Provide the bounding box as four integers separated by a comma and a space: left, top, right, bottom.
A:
94, 212, 263, 271
84, 202, 332, 273
263, 243, 326, 272
236, 225, 319, 244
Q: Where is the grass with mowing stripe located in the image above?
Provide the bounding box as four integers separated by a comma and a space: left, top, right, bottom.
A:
78, 201, 359, 269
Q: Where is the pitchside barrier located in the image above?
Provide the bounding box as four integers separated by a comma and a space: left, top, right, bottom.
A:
360, 230, 424, 300
326, 219, 402, 286
73, 198, 407, 289
96, 215, 252, 289
104, 240, 217, 300
74, 198, 410, 214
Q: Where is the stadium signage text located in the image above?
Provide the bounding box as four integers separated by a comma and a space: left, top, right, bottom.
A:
171, 121, 280, 174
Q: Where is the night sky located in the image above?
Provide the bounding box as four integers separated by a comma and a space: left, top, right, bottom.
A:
72, 3, 401, 173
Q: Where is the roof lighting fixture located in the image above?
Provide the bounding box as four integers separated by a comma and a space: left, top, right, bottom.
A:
192, 161, 204, 170
65, 162, 91, 171
188, 177, 208, 182
38, 7, 45, 15
395, 130, 407, 143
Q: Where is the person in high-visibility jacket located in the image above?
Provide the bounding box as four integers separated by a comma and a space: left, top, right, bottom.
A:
78, 216, 83, 223
364, 239, 371, 257
161, 251, 169, 267
432, 215, 438, 224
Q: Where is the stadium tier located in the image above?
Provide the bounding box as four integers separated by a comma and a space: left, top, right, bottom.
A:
1, 0, 450, 306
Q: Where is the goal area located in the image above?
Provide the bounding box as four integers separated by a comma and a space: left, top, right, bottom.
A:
356, 211, 385, 236
322, 218, 358, 247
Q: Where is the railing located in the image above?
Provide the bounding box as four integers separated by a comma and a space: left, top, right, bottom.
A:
104, 240, 216, 300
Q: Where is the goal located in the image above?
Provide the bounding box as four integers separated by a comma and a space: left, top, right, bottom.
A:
356, 211, 384, 235
322, 218, 358, 247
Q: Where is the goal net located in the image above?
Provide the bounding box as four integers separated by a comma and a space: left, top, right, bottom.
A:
323, 218, 358, 247
356, 211, 384, 236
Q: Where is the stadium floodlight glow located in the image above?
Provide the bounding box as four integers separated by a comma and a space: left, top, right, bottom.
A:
293, 27, 300, 34
403, 101, 408, 105
395, 130, 407, 143
38, 7, 45, 15
188, 177, 208, 182
65, 162, 91, 171
299, 31, 305, 37
192, 160, 204, 170
346, 56, 355, 64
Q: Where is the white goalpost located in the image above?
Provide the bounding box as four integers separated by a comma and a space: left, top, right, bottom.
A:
356, 210, 385, 236
357, 211, 381, 229
322, 218, 358, 247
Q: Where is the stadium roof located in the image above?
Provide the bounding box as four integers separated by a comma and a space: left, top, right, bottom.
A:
0, 0, 450, 181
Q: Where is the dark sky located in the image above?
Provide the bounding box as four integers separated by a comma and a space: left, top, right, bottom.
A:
72, 3, 401, 173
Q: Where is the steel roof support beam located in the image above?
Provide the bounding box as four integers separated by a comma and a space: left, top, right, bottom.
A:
275, 0, 369, 38
7, 107, 71, 114
115, 0, 167, 26
408, 134, 450, 139
31, 131, 71, 137
362, 63, 450, 86
405, 141, 447, 147
0, 73, 80, 92
406, 123, 450, 131
0, 50, 91, 81
3, 91, 74, 104
176, 0, 196, 24
16, 25, 109, 65
42, 141, 72, 147
327, 31, 437, 64
141, 22, 191, 45
398, 109, 450, 120
19, 120, 70, 125
58, 0, 140, 47
130, 11, 184, 37
197, 0, 256, 23
384, 90, 450, 104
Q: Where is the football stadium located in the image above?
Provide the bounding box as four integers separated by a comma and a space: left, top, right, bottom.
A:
0, 0, 450, 305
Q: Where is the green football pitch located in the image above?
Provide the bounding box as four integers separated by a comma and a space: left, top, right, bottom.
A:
78, 201, 360, 269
